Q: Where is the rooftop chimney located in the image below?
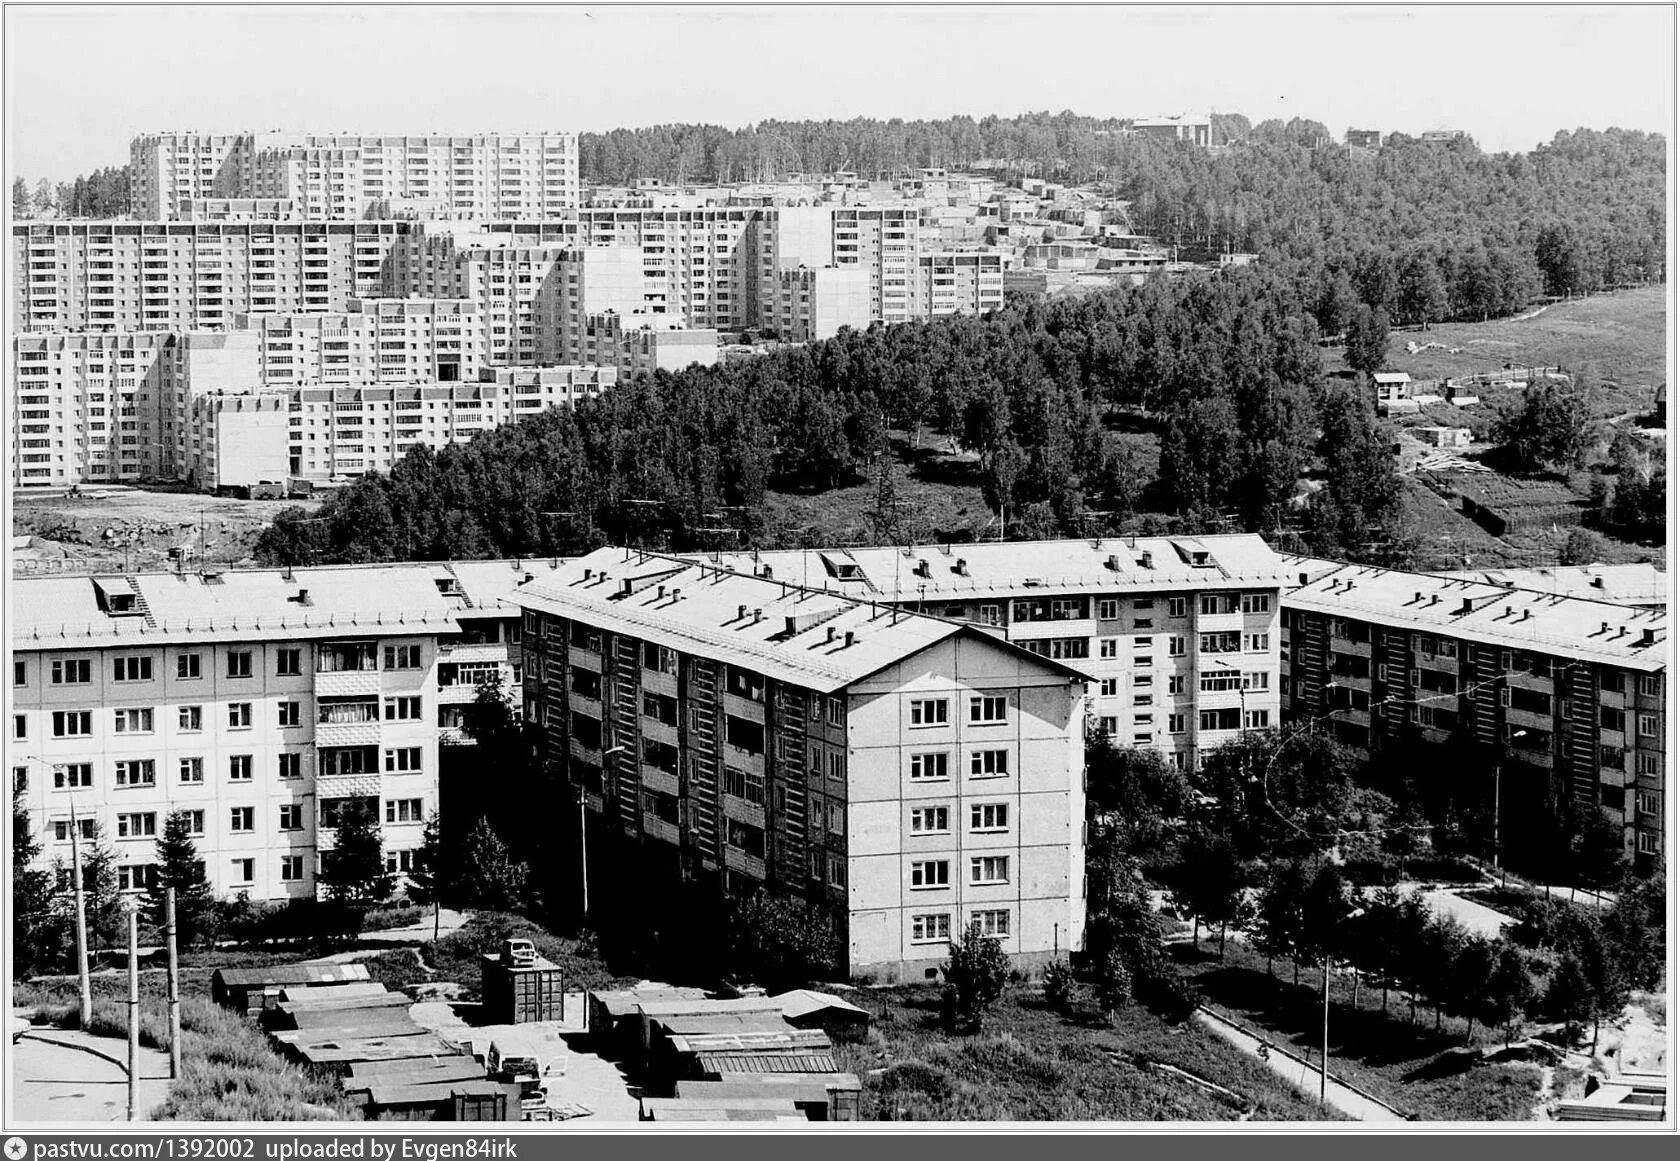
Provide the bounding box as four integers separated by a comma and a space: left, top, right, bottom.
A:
826, 626, 838, 643
523, 572, 534, 584
844, 631, 855, 648
1139, 552, 1153, 569
1641, 628, 1657, 645
738, 604, 748, 621
657, 585, 666, 599
583, 568, 593, 581
753, 608, 764, 624
954, 558, 969, 576
1106, 554, 1121, 572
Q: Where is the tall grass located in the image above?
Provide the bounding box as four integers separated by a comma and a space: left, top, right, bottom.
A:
153, 998, 357, 1122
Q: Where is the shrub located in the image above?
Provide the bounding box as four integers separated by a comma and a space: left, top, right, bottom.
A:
1042, 959, 1075, 1012
874, 1060, 956, 1116
943, 922, 1010, 1033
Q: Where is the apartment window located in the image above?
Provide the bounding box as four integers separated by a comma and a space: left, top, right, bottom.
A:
112, 656, 153, 682
1167, 597, 1187, 618
54, 763, 93, 790
1636, 832, 1658, 855
1241, 593, 1272, 614
1094, 637, 1117, 660
910, 752, 950, 781
113, 708, 154, 734
1168, 675, 1186, 694
969, 696, 1007, 724
53, 819, 97, 843
182, 810, 205, 836
971, 909, 1011, 938
386, 747, 423, 773
386, 798, 424, 823
1099, 716, 1118, 735
176, 653, 201, 679
116, 812, 157, 839
1098, 600, 1120, 620
115, 762, 156, 789
1168, 713, 1187, 734
970, 803, 1009, 832
1637, 674, 1662, 698
909, 699, 949, 727
228, 703, 252, 729
118, 865, 159, 892
231, 858, 255, 884
13, 660, 26, 687
969, 749, 1009, 778
226, 650, 252, 678
1635, 791, 1660, 817
280, 856, 305, 882
1637, 713, 1659, 738
1244, 709, 1271, 729
269, 700, 300, 729
1246, 633, 1270, 652
827, 803, 845, 836
1637, 753, 1661, 778
911, 914, 952, 944
1168, 636, 1186, 657
277, 753, 302, 780
384, 644, 422, 670
827, 855, 846, 889
229, 755, 253, 781
177, 705, 203, 732
827, 697, 845, 727
970, 856, 1010, 885
641, 641, 677, 674
276, 648, 302, 677
229, 807, 255, 833
12, 715, 25, 741
1099, 678, 1119, 696
1200, 707, 1241, 732
385, 850, 416, 875
910, 806, 950, 834
51, 659, 92, 685
978, 603, 1001, 626
384, 696, 421, 721
1200, 632, 1240, 655
911, 860, 950, 889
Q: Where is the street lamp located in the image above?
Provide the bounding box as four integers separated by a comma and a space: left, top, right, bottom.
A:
1321, 905, 1366, 1107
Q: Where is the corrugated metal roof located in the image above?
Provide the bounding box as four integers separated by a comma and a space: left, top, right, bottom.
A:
696, 1051, 838, 1075
213, 963, 371, 989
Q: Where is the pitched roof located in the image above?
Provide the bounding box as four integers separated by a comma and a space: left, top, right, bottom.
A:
1286, 563, 1668, 672
772, 989, 869, 1021
697, 535, 1291, 602
515, 548, 1095, 693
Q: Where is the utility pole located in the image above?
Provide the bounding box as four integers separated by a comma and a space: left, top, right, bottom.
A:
67, 788, 93, 1026
1320, 954, 1330, 1107
125, 896, 140, 1121
165, 887, 182, 1079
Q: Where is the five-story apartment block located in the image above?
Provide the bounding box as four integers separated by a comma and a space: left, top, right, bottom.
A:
10, 562, 529, 900
1281, 562, 1667, 871
515, 547, 1090, 981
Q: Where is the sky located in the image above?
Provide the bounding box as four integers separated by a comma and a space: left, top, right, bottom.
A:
4, 2, 1673, 182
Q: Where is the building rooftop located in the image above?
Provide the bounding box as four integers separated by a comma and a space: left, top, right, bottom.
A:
1428, 564, 1669, 609
700, 535, 1292, 601
514, 547, 1094, 693
10, 559, 538, 648
1286, 563, 1668, 671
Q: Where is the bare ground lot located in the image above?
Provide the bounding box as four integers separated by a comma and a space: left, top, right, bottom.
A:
11, 485, 320, 576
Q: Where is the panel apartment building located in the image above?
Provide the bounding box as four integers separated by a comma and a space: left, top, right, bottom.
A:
13, 220, 417, 332
1280, 562, 1667, 871
706, 537, 1290, 771
515, 547, 1090, 981
10, 561, 530, 901
130, 132, 581, 221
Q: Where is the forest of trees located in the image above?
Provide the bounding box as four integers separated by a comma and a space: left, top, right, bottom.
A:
12, 168, 130, 219
258, 264, 1416, 567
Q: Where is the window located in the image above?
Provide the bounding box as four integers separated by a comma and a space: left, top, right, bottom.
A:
911, 860, 950, 889
969, 696, 1007, 724
277, 753, 302, 779
1244, 709, 1271, 729
115, 760, 155, 787
1167, 597, 1187, 617
972, 909, 1011, 938
1168, 713, 1187, 734
1168, 675, 1186, 695
909, 699, 949, 727
227, 702, 252, 729
1637, 674, 1662, 698
113, 708, 153, 734
228, 755, 253, 781
1637, 752, 1661, 777
1098, 715, 1118, 735
55, 763, 93, 789
724, 666, 767, 703
384, 696, 421, 721
1637, 713, 1659, 738
178, 705, 202, 731
1241, 593, 1271, 614
384, 644, 422, 670
827, 855, 846, 888
910, 752, 950, 781
232, 858, 255, 884
116, 812, 157, 839
385, 798, 424, 823
978, 603, 1001, 626
970, 749, 1009, 778
1200, 707, 1241, 731
182, 810, 205, 836
910, 806, 950, 834
827, 803, 845, 836
280, 856, 305, 882
641, 641, 677, 674
226, 650, 252, 678
1637, 831, 1659, 855
1635, 791, 1660, 817
53, 819, 97, 842
1246, 633, 1270, 652
385, 747, 422, 773
1099, 638, 1118, 659
12, 715, 25, 741
13, 660, 26, 687
1099, 678, 1118, 696
911, 914, 952, 944
970, 856, 1010, 885
1243, 672, 1270, 691
179, 757, 203, 784
970, 803, 1009, 832
276, 648, 302, 676
51, 659, 92, 685
113, 656, 152, 682
385, 850, 416, 875
1098, 599, 1120, 620
229, 807, 254, 832
1168, 636, 1186, 657
276, 700, 305, 731
725, 715, 765, 755
118, 865, 159, 892
176, 653, 201, 679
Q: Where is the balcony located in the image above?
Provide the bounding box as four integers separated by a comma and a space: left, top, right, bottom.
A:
315, 669, 380, 697
315, 721, 380, 748
722, 795, 766, 830
1505, 706, 1555, 734
722, 845, 767, 880
642, 814, 679, 846
640, 766, 678, 798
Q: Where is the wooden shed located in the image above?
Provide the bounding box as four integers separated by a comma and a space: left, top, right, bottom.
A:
481, 954, 565, 1025
773, 990, 871, 1043
211, 962, 371, 1016
362, 1079, 521, 1122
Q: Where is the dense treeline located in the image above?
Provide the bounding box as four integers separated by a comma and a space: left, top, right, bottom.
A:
12, 169, 129, 219
257, 266, 1366, 566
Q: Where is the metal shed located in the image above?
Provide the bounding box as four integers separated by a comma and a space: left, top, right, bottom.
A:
212, 962, 371, 1015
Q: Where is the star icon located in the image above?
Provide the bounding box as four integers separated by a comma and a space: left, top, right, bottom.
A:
5, 1137, 29, 1160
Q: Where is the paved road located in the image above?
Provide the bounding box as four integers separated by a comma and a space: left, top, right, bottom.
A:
1195, 1010, 1406, 1122
11, 1031, 172, 1123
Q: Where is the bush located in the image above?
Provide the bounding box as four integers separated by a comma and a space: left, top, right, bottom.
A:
874, 1060, 956, 1116
943, 923, 1011, 1033
1042, 960, 1075, 1013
